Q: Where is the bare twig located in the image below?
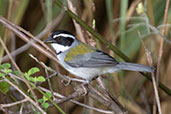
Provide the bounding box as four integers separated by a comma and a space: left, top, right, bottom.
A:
0, 16, 60, 65
67, 0, 86, 43
2, 76, 46, 114
0, 69, 113, 114
138, 31, 162, 114
39, 86, 113, 114
155, 1, 170, 114
19, 103, 24, 114
156, 0, 170, 88
0, 11, 64, 62
0, 36, 38, 104
0, 99, 28, 108
55, 85, 87, 104
88, 84, 127, 114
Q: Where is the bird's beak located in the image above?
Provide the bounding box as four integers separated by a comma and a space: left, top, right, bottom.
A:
44, 36, 53, 44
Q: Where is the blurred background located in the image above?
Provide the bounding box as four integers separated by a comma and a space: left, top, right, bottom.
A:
0, 0, 171, 114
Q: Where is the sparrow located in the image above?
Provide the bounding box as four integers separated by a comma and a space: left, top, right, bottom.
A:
45, 30, 154, 83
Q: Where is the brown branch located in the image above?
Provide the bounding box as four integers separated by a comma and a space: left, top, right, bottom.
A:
67, 0, 86, 43
1, 75, 46, 114
2, 71, 113, 114
0, 11, 64, 62
155, 0, 170, 114
0, 36, 38, 104
0, 16, 59, 65
0, 99, 28, 109
156, 0, 170, 86
138, 31, 162, 114
39, 86, 113, 114
55, 85, 87, 104
88, 84, 127, 114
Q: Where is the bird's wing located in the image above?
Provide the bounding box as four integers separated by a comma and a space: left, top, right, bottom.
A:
65, 50, 118, 68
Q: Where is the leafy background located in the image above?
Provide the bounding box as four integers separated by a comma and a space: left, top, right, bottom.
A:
0, 0, 170, 114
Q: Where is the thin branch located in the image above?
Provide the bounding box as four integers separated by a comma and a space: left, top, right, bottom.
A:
0, 36, 38, 104
2, 76, 46, 114
55, 85, 87, 104
0, 11, 64, 62
156, 0, 170, 87
39, 86, 113, 114
19, 103, 24, 114
0, 99, 28, 108
138, 31, 162, 114
67, 0, 86, 43
0, 70, 113, 114
155, 1, 170, 114
0, 16, 60, 65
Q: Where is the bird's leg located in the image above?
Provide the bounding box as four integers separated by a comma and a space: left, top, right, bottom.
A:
73, 78, 91, 96
77, 75, 100, 95
61, 76, 71, 86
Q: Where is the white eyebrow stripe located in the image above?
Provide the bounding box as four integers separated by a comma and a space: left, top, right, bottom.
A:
53, 34, 75, 39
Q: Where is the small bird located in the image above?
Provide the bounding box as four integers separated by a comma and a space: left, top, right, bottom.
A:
44, 30, 155, 83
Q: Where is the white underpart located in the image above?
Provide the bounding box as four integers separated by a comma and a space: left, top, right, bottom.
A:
51, 43, 69, 53
53, 34, 75, 39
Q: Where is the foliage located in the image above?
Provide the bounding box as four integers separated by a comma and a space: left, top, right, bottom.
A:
38, 92, 52, 110
24, 67, 45, 84
0, 63, 11, 94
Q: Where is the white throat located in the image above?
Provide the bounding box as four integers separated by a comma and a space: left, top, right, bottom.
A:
51, 43, 70, 54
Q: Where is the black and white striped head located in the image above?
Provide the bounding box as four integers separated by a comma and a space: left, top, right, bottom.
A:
44, 30, 77, 54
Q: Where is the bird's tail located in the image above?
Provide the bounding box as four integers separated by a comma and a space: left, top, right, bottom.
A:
116, 62, 155, 73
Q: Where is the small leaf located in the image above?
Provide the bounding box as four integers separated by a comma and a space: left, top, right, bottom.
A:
0, 81, 10, 94
2, 63, 11, 69
43, 96, 48, 101
42, 102, 49, 109
24, 73, 30, 80
29, 77, 37, 82
38, 99, 44, 103
37, 76, 45, 82
6, 69, 12, 73
46, 92, 52, 98
0, 66, 3, 70
13, 70, 20, 76
28, 67, 40, 75
0, 73, 5, 77
43, 92, 52, 101
3, 69, 7, 73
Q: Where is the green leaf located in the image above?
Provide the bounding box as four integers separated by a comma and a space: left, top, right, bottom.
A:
3, 69, 12, 74
37, 76, 45, 82
13, 70, 20, 76
29, 77, 37, 82
43, 92, 52, 101
28, 67, 40, 75
0, 73, 5, 77
42, 102, 49, 109
6, 69, 12, 74
2, 63, 11, 69
24, 73, 30, 80
0, 81, 10, 94
0, 66, 3, 70
38, 99, 44, 103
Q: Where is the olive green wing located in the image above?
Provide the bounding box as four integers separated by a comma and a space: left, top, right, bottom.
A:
65, 48, 118, 68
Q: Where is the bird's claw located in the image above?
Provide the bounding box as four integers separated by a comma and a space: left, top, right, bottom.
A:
61, 76, 71, 86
